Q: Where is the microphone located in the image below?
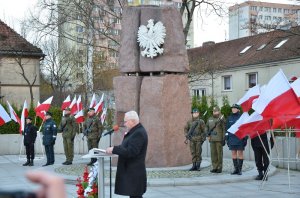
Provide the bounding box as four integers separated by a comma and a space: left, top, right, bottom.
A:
102, 125, 119, 137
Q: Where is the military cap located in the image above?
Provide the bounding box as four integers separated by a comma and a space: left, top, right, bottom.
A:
26, 116, 33, 120
191, 108, 199, 113
231, 104, 240, 109
213, 106, 220, 112
45, 111, 52, 116
88, 107, 95, 111
64, 107, 71, 111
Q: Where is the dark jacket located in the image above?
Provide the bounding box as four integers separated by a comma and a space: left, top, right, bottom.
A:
251, 133, 274, 150
23, 123, 37, 145
42, 118, 58, 146
113, 123, 148, 196
226, 112, 248, 147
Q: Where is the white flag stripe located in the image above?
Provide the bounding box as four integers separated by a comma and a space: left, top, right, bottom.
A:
227, 112, 249, 134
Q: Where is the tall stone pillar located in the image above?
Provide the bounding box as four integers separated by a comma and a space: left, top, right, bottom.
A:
113, 5, 191, 167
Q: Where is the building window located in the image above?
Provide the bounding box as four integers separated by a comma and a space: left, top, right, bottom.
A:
273, 8, 277, 13
257, 44, 266, 51
259, 7, 263, 11
265, 16, 271, 21
278, 8, 282, 13
247, 73, 257, 88
223, 76, 232, 91
240, 45, 252, 54
264, 7, 271, 12
77, 37, 83, 43
284, 9, 289, 14
76, 25, 84, 32
193, 88, 206, 97
251, 6, 257, 11
274, 39, 289, 49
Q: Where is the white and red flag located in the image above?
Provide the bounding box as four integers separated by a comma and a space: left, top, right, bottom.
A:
35, 96, 53, 113
74, 110, 84, 124
237, 84, 260, 112
227, 112, 250, 135
94, 94, 104, 114
237, 112, 271, 139
0, 104, 11, 126
61, 95, 71, 110
35, 101, 46, 120
69, 95, 78, 115
7, 101, 20, 125
89, 93, 96, 108
100, 107, 107, 124
20, 100, 29, 132
252, 70, 300, 118
77, 95, 83, 111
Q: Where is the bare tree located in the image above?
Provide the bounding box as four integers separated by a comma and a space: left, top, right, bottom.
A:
180, 0, 227, 41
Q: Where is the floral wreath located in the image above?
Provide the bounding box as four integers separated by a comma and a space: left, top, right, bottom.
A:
76, 163, 98, 198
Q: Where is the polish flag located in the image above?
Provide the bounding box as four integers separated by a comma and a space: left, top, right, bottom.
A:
237, 112, 271, 139
77, 95, 83, 111
100, 107, 107, 124
237, 84, 260, 112
74, 110, 85, 124
20, 100, 29, 132
89, 93, 96, 108
61, 95, 71, 110
35, 102, 46, 120
0, 104, 11, 126
69, 96, 78, 115
35, 96, 53, 113
227, 112, 250, 134
291, 77, 300, 102
7, 101, 21, 125
94, 94, 104, 114
252, 70, 300, 118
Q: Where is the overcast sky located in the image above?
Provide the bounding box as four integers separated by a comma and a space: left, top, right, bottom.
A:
0, 0, 298, 46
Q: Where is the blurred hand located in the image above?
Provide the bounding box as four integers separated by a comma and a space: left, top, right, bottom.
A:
26, 171, 66, 198
106, 147, 114, 154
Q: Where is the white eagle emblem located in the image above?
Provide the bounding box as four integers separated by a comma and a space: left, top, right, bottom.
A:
137, 19, 166, 58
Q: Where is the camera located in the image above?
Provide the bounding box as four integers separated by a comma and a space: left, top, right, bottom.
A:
0, 191, 36, 198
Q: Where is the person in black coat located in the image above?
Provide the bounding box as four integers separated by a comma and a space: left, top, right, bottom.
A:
42, 111, 57, 166
106, 111, 148, 198
226, 104, 248, 175
23, 117, 37, 166
251, 133, 273, 180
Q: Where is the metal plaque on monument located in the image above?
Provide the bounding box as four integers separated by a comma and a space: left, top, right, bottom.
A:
113, 5, 191, 167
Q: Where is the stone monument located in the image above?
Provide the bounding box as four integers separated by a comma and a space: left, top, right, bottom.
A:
113, 5, 191, 167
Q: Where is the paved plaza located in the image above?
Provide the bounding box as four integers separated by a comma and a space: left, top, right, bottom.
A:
0, 154, 299, 198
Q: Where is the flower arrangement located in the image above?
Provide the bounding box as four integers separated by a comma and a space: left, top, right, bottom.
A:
76, 163, 98, 198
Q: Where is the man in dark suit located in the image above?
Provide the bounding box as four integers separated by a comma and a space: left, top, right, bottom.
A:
23, 117, 37, 166
106, 111, 148, 198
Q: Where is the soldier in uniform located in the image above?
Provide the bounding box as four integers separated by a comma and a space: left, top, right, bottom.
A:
83, 107, 104, 165
42, 111, 57, 166
184, 108, 206, 171
23, 117, 37, 166
206, 106, 225, 173
58, 107, 77, 165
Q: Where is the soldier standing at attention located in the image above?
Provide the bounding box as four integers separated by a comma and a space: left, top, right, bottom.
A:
184, 108, 206, 171
23, 117, 37, 166
42, 111, 57, 166
83, 107, 104, 166
206, 106, 225, 173
59, 107, 77, 165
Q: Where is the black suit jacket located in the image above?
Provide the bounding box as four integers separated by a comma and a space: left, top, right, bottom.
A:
23, 123, 37, 145
113, 123, 148, 196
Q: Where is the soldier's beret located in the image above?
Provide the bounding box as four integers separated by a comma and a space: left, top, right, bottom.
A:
45, 111, 52, 116
231, 104, 240, 109
191, 108, 199, 113
213, 106, 220, 112
26, 116, 33, 120
88, 107, 95, 111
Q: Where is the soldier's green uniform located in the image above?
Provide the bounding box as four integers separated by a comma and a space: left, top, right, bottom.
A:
206, 107, 225, 173
83, 108, 104, 165
59, 111, 77, 165
184, 109, 206, 171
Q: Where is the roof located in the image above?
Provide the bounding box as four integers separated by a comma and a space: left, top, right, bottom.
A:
188, 27, 300, 72
0, 20, 44, 58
